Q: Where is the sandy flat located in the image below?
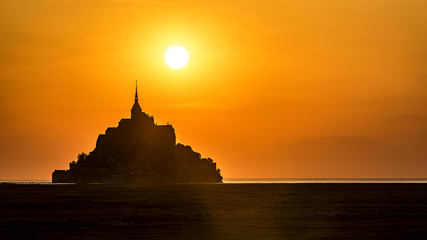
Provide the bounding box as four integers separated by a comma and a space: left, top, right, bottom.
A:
0, 183, 426, 239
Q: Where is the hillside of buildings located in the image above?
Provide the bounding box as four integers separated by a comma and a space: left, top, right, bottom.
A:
52, 86, 223, 184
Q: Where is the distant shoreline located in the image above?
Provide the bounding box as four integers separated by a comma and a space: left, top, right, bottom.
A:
224, 178, 427, 183
2, 178, 427, 184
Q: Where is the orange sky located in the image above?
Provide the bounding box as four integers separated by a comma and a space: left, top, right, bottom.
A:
1, 0, 427, 180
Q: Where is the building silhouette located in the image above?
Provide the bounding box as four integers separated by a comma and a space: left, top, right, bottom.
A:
52, 83, 223, 183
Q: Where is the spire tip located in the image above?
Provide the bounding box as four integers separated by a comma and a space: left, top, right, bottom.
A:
135, 80, 138, 102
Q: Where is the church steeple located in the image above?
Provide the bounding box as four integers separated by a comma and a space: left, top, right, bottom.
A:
135, 80, 138, 102
131, 80, 142, 119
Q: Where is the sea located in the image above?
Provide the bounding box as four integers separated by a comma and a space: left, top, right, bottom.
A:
1, 179, 426, 239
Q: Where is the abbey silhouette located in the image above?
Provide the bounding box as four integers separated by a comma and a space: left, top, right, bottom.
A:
52, 83, 223, 183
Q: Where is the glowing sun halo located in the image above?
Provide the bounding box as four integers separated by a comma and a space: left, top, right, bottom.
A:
165, 46, 189, 69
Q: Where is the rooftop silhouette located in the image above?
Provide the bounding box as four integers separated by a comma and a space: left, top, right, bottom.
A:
52, 83, 223, 184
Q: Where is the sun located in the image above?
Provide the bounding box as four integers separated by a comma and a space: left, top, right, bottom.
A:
165, 46, 189, 69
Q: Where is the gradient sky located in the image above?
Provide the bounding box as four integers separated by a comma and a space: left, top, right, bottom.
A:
1, 0, 426, 180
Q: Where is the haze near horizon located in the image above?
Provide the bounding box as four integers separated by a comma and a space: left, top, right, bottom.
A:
1, 0, 426, 180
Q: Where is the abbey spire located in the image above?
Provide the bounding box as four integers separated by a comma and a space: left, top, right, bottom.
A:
131, 80, 142, 119
135, 80, 139, 102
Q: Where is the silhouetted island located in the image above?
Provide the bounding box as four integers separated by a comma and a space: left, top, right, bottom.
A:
52, 84, 223, 184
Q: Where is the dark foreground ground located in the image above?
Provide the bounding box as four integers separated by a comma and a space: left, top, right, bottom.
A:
1, 183, 426, 239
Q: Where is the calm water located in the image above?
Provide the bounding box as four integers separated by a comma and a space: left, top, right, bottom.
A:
224, 178, 427, 183
1, 183, 426, 239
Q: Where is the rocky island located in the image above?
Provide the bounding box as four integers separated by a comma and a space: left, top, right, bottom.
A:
52, 85, 223, 184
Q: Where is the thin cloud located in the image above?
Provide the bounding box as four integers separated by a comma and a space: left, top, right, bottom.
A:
156, 102, 217, 109
110, 0, 181, 5
276, 136, 385, 148
295, 136, 383, 145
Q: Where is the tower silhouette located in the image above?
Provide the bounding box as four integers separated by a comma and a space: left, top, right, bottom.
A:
131, 80, 142, 119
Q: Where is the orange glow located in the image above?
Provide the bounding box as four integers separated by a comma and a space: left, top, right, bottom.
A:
1, 0, 427, 179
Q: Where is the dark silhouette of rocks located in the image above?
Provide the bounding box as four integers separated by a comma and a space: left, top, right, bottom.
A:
52, 83, 223, 184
